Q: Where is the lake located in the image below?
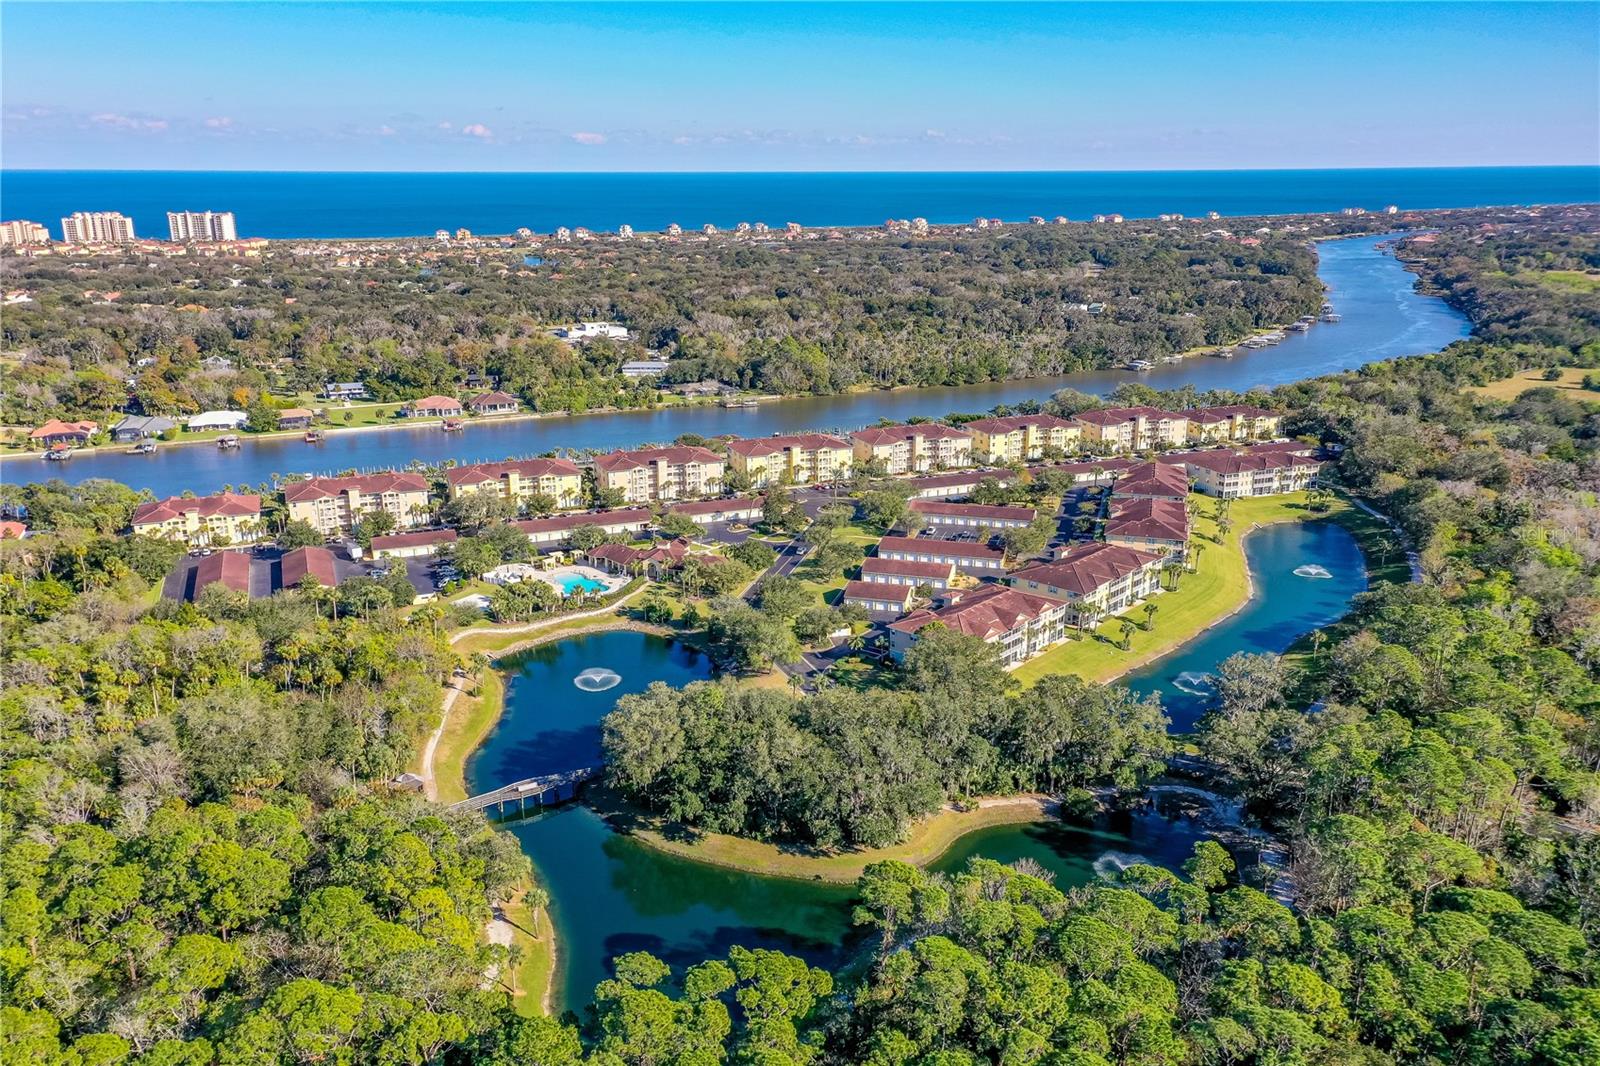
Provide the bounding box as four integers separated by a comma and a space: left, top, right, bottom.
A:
5, 233, 1469, 498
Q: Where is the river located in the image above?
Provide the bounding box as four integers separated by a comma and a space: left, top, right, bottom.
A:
468, 519, 1363, 1012
5, 233, 1468, 498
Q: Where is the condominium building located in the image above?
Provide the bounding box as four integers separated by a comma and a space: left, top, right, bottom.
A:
282, 473, 432, 535
858, 556, 956, 590
1102, 497, 1191, 557
445, 458, 584, 511
908, 499, 1037, 529
513, 507, 652, 548
1184, 405, 1283, 443
60, 212, 136, 243
874, 535, 1005, 573
1008, 542, 1164, 623
850, 423, 974, 474
593, 445, 725, 504
130, 492, 263, 547
1073, 406, 1190, 452
1109, 462, 1191, 501
887, 584, 1068, 668
1175, 448, 1321, 498
726, 432, 853, 487
167, 210, 238, 242
0, 220, 50, 246
963, 414, 1082, 463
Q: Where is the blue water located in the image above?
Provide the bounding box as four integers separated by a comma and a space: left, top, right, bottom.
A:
556, 573, 608, 596
1, 234, 1469, 497
1124, 520, 1368, 733
3, 167, 1595, 240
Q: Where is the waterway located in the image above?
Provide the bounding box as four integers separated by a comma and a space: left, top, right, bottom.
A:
5, 234, 1469, 498
467, 531, 1363, 1012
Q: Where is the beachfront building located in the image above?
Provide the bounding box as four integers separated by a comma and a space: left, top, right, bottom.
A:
859, 556, 956, 590
370, 528, 458, 559
1108, 462, 1191, 501
874, 535, 1005, 573
445, 458, 584, 511
1176, 449, 1322, 498
60, 212, 136, 243
909, 499, 1037, 530
726, 432, 853, 488
405, 395, 463, 419
666, 497, 766, 525
851, 423, 974, 474
1185, 405, 1283, 443
963, 414, 1082, 463
1102, 497, 1190, 558
276, 408, 314, 430
30, 419, 98, 446
1073, 406, 1191, 452
282, 473, 433, 536
1008, 542, 1163, 623
0, 221, 50, 246
466, 390, 520, 415
111, 415, 178, 442
593, 445, 725, 504
843, 580, 916, 616
513, 507, 653, 548
167, 211, 238, 242
130, 492, 263, 547
887, 584, 1068, 668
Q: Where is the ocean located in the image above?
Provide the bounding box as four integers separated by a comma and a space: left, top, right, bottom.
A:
4, 167, 1596, 240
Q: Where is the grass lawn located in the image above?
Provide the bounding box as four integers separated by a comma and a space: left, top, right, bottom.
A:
1468, 367, 1597, 402
501, 891, 555, 1017
591, 782, 1056, 884
1535, 270, 1600, 293
426, 668, 502, 805
1010, 491, 1345, 687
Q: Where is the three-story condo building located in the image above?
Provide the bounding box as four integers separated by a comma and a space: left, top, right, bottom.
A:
1073, 406, 1191, 452
851, 423, 974, 474
726, 432, 854, 487
963, 413, 1083, 463
283, 473, 432, 535
1008, 542, 1164, 624
445, 458, 584, 511
593, 445, 726, 503
131, 492, 263, 547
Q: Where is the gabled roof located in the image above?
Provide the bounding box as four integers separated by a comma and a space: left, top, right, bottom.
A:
1188, 404, 1278, 422
667, 496, 766, 516
962, 413, 1078, 434
851, 422, 973, 446
280, 546, 337, 588
30, 419, 97, 439
860, 557, 956, 580
1111, 462, 1190, 499
513, 507, 653, 535
1072, 405, 1187, 427
409, 394, 462, 410
875, 535, 1004, 561
277, 407, 314, 420
1011, 542, 1161, 596
1104, 498, 1190, 543
370, 528, 458, 551
132, 492, 262, 526
467, 390, 519, 409
444, 458, 582, 487
593, 445, 723, 472
1178, 450, 1322, 475
189, 552, 251, 598
909, 500, 1037, 522
888, 583, 1059, 640
282, 472, 430, 502
725, 432, 850, 457
843, 579, 914, 603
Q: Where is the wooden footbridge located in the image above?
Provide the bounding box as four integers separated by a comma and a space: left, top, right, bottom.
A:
450, 766, 602, 816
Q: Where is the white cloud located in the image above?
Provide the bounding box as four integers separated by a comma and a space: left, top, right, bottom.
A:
570, 131, 606, 145
436, 121, 453, 130
462, 123, 493, 140
378, 125, 396, 136
90, 112, 168, 132
204, 116, 233, 129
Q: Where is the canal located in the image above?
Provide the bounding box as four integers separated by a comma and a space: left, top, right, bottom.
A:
5, 233, 1468, 497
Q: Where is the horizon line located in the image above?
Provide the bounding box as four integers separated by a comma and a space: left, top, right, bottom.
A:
4, 163, 1598, 177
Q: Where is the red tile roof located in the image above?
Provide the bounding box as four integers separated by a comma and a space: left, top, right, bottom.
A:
851, 422, 973, 446
1177, 450, 1322, 475
1072, 405, 1186, 427
1104, 498, 1190, 543
725, 432, 849, 457
370, 528, 458, 551
466, 390, 519, 410
513, 508, 652, 536
1011, 542, 1161, 597
132, 492, 262, 526
190, 551, 251, 597
1111, 462, 1191, 499
843, 580, 914, 604
860, 557, 956, 581
280, 546, 337, 588
30, 419, 97, 440
444, 458, 581, 487
593, 445, 724, 472
875, 535, 1004, 561
409, 395, 462, 413
904, 470, 1014, 491
962, 413, 1078, 434
909, 499, 1037, 523
282, 472, 429, 502
1188, 404, 1277, 422
888, 583, 1060, 640
0, 521, 26, 539
666, 496, 765, 516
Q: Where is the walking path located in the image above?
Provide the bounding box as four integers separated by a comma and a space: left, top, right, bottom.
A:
1350, 498, 1423, 582
420, 583, 650, 801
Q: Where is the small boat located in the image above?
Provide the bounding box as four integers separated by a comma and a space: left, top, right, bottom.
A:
1319, 311, 1342, 322
217, 435, 241, 450
441, 418, 464, 432
1159, 355, 1183, 365
304, 430, 325, 443
129, 440, 157, 454
720, 399, 759, 409
1124, 359, 1154, 371
1287, 321, 1311, 333
43, 445, 72, 461
1211, 347, 1236, 359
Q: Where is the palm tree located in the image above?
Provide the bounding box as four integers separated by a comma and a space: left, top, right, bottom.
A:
1163, 560, 1184, 591
1188, 542, 1205, 573
1310, 628, 1326, 662
1118, 618, 1137, 651
1143, 602, 1159, 631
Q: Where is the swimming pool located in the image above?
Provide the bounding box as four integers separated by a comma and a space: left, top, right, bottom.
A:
555, 573, 609, 596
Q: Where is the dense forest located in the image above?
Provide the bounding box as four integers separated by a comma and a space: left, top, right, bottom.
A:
3, 211, 1597, 1063
3, 213, 1360, 425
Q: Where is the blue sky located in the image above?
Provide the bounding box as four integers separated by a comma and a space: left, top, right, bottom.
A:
4, 2, 1596, 171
